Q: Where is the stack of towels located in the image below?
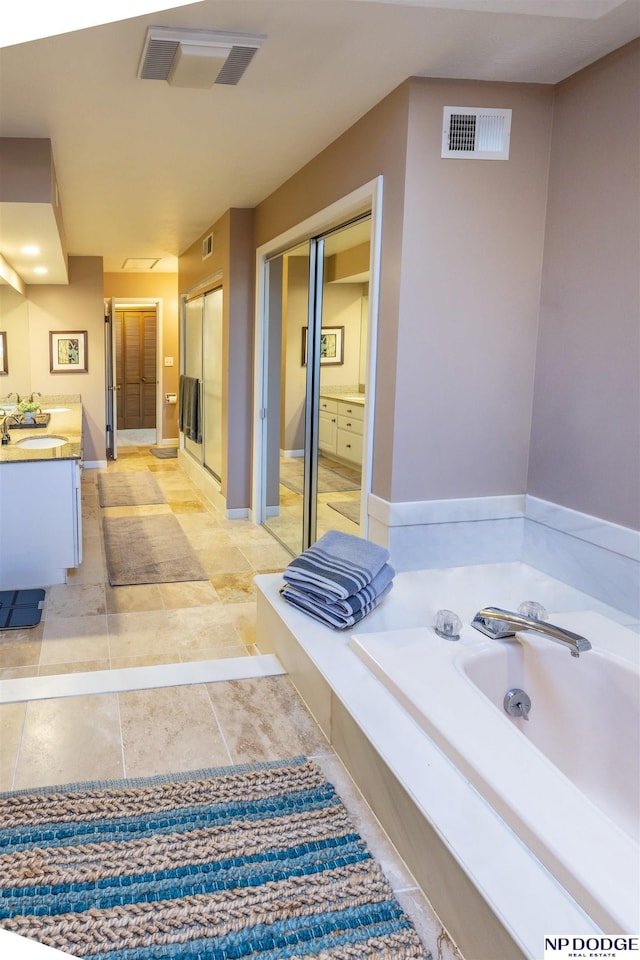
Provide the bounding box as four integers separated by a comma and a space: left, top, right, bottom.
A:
280, 530, 394, 629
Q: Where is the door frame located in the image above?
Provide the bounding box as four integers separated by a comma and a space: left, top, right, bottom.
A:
109, 297, 164, 446
251, 176, 383, 537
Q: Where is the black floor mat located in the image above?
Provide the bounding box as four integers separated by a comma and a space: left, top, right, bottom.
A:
0, 589, 46, 629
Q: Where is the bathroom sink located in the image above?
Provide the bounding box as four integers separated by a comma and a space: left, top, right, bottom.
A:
41, 407, 70, 413
17, 435, 67, 449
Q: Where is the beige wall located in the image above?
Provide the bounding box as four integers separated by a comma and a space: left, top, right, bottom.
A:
178, 207, 255, 509
0, 285, 30, 394
255, 79, 554, 504
27, 256, 105, 463
393, 78, 553, 501
103, 272, 180, 441
528, 40, 640, 530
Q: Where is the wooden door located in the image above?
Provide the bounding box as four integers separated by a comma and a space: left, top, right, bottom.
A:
115, 308, 157, 429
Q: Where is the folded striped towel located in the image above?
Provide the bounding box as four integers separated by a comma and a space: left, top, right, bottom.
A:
280, 571, 394, 629
282, 530, 390, 602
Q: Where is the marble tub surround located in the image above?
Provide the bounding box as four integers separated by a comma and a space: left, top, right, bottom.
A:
255, 565, 636, 960
0, 398, 82, 463
368, 492, 640, 619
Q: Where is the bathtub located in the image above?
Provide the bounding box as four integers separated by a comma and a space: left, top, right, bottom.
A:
350, 609, 640, 934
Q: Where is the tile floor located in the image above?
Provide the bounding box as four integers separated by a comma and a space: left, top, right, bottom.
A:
0, 444, 463, 959
1, 444, 292, 681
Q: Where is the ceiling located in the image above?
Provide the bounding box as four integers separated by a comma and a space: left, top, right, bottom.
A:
0, 0, 638, 285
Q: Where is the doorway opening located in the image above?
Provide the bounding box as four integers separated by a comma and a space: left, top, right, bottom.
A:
105, 298, 163, 460
253, 178, 382, 557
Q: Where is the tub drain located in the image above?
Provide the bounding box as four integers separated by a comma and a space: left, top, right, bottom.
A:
503, 688, 531, 721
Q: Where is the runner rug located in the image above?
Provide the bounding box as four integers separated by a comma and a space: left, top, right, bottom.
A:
0, 757, 427, 959
103, 514, 208, 585
98, 472, 166, 507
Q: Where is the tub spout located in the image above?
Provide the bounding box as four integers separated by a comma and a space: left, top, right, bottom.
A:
472, 606, 592, 657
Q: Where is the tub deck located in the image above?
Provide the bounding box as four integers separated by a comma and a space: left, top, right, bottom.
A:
255, 563, 638, 960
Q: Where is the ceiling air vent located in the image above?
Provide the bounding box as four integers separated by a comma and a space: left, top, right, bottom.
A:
137, 27, 265, 88
442, 107, 512, 160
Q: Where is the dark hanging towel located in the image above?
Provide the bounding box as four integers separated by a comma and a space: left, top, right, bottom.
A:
178, 375, 202, 443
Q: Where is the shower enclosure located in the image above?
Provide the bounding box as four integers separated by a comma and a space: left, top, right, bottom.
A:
181, 286, 223, 482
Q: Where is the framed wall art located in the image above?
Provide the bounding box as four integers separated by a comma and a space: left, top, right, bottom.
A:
49, 331, 88, 373
301, 325, 344, 366
0, 332, 7, 374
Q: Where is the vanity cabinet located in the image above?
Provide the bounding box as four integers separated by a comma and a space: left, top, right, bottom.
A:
318, 398, 338, 455
0, 459, 82, 589
318, 396, 364, 466
336, 400, 363, 466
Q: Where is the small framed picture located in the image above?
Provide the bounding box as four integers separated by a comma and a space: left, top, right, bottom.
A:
0, 332, 7, 375
49, 331, 88, 373
301, 326, 344, 366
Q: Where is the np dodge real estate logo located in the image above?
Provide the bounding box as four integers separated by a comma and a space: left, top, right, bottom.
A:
544, 936, 639, 960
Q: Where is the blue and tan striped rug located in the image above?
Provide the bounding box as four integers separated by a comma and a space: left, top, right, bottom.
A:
0, 757, 428, 959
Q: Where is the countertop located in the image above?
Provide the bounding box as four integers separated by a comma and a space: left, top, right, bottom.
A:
319, 391, 365, 405
0, 401, 83, 463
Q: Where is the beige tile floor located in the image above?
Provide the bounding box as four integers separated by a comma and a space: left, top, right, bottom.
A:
1, 445, 293, 681
0, 674, 462, 957
264, 455, 361, 556
0, 444, 464, 958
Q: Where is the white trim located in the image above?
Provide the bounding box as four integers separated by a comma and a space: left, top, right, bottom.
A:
252, 177, 383, 535
369, 492, 525, 526
0, 655, 285, 705
83, 460, 108, 470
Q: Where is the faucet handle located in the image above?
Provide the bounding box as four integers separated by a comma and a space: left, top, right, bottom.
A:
517, 600, 548, 621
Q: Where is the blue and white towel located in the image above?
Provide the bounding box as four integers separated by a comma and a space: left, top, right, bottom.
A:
282, 530, 390, 602
280, 575, 394, 629
281, 562, 395, 629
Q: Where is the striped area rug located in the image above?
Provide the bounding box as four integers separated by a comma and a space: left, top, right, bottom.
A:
0, 757, 428, 959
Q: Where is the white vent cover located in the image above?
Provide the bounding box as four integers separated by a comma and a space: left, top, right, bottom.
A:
202, 234, 213, 259
138, 27, 265, 88
442, 107, 512, 160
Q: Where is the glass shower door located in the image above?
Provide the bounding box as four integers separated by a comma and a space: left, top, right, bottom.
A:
183, 295, 203, 464
203, 287, 223, 482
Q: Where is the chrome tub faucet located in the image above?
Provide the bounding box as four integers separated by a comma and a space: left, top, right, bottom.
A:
472, 606, 592, 657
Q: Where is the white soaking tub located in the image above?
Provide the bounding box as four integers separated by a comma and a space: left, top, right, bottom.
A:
350, 609, 640, 935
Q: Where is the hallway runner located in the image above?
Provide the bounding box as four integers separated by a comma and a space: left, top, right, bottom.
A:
0, 757, 428, 959
97, 471, 166, 507
103, 514, 208, 585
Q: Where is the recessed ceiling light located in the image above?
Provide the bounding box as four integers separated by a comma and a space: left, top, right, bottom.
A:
34, 267, 48, 275
22, 245, 40, 255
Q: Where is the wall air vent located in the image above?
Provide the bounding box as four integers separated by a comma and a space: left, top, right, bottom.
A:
202, 234, 213, 260
138, 26, 265, 88
442, 107, 512, 160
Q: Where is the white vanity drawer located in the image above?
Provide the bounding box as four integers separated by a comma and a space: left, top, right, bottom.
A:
337, 400, 364, 420
337, 414, 363, 435
319, 398, 338, 414
336, 430, 363, 464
